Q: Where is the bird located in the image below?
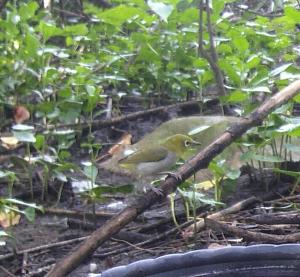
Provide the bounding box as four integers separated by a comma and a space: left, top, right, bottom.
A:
118, 134, 200, 180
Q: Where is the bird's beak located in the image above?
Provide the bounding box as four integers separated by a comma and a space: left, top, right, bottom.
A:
191, 139, 201, 146
188, 139, 201, 150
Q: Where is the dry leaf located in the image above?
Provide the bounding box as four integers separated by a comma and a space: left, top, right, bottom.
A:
0, 136, 19, 150
0, 207, 21, 228
14, 105, 30, 123
108, 133, 132, 156
96, 133, 132, 163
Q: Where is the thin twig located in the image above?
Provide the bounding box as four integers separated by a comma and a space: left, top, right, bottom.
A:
0, 236, 88, 262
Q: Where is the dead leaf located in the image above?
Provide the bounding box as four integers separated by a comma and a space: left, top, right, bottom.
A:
0, 136, 19, 150
96, 133, 132, 163
0, 206, 21, 228
14, 105, 30, 123
108, 133, 132, 155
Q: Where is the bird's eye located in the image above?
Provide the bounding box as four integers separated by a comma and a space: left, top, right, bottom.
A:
184, 140, 191, 147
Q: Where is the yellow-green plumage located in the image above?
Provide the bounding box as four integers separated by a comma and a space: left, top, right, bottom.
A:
119, 134, 200, 177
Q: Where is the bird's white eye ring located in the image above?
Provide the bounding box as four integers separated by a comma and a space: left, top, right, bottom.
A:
184, 140, 191, 147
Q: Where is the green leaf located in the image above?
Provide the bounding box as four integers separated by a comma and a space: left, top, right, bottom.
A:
12, 131, 36, 143
269, 63, 293, 77
232, 37, 249, 53
284, 6, 300, 23
64, 24, 88, 36
225, 169, 241, 180
38, 21, 63, 41
0, 230, 14, 239
19, 2, 39, 21
226, 90, 248, 103
276, 123, 300, 134
83, 164, 98, 183
34, 135, 45, 151
178, 188, 224, 207
99, 5, 146, 26
148, 0, 173, 22
246, 55, 261, 69
293, 94, 300, 103
218, 60, 241, 86
252, 154, 285, 163
24, 207, 36, 222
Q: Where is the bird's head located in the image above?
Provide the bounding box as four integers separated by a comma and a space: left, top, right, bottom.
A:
160, 134, 200, 157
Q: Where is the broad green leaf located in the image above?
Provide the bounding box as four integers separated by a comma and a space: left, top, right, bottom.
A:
148, 0, 173, 22
178, 188, 223, 207
269, 63, 293, 77
24, 207, 36, 222
232, 37, 249, 53
34, 135, 45, 151
99, 5, 146, 26
19, 2, 39, 21
12, 131, 36, 143
38, 21, 63, 41
64, 24, 88, 36
176, 7, 198, 24
218, 60, 241, 86
276, 123, 300, 133
280, 72, 300, 80
284, 6, 300, 23
83, 164, 98, 183
246, 55, 261, 69
226, 90, 248, 103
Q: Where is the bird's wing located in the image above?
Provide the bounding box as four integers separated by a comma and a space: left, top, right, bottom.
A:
119, 146, 168, 165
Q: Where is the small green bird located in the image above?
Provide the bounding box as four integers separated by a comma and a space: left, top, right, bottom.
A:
118, 134, 200, 178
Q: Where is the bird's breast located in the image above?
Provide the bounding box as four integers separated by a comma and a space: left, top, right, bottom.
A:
136, 151, 178, 176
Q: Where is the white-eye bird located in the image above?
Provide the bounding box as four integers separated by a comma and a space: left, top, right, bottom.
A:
118, 134, 200, 178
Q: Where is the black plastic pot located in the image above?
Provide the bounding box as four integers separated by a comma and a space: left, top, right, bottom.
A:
96, 244, 300, 277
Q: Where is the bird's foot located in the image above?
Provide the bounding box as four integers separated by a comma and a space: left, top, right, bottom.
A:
148, 186, 164, 196
160, 171, 182, 181
139, 182, 164, 196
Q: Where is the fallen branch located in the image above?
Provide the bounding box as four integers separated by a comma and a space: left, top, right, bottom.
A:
205, 218, 300, 243
45, 207, 115, 219
249, 212, 300, 225
46, 80, 300, 277
184, 196, 259, 234
38, 100, 202, 132
0, 236, 88, 262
